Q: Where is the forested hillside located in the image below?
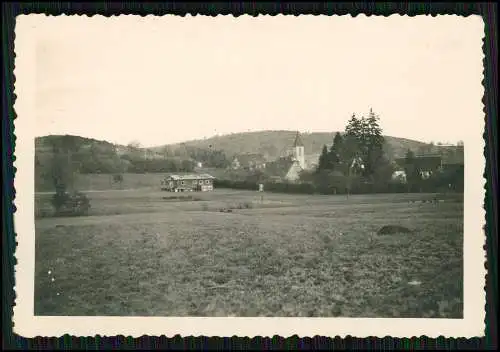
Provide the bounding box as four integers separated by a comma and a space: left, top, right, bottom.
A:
150, 130, 434, 162
35, 131, 462, 175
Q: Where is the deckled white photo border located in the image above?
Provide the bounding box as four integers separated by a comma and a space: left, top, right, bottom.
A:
12, 14, 487, 338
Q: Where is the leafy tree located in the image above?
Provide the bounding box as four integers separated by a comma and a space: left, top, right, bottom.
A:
161, 146, 172, 160
48, 152, 73, 195
372, 156, 395, 190
44, 137, 79, 194
42, 137, 93, 215
245, 169, 267, 184
127, 141, 143, 161
206, 149, 230, 168
404, 149, 421, 192
298, 169, 315, 184
180, 159, 195, 172
112, 174, 124, 188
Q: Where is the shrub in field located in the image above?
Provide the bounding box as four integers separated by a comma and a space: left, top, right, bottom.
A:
51, 191, 91, 217
112, 173, 124, 188
377, 225, 413, 235
243, 201, 253, 209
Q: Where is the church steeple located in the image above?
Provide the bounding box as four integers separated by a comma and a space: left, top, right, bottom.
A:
291, 131, 305, 169
293, 131, 304, 148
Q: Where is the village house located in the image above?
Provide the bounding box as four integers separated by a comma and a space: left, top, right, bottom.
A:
160, 173, 215, 192
231, 153, 267, 171
264, 132, 307, 183
391, 170, 407, 183
392, 151, 464, 183
264, 156, 295, 183
230, 157, 241, 170
393, 154, 443, 182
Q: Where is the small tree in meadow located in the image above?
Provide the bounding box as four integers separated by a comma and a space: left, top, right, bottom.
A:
112, 173, 124, 188
47, 138, 90, 216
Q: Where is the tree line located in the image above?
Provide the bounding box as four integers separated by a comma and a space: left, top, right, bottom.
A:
36, 136, 232, 179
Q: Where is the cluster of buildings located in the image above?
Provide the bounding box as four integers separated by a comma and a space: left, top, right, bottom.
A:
159, 131, 464, 192
229, 132, 307, 183
391, 147, 464, 183
160, 132, 309, 192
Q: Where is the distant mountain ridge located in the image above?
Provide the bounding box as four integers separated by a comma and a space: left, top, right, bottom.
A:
35, 130, 461, 165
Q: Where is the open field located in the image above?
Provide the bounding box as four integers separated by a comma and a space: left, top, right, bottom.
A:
35, 189, 464, 317
35, 170, 247, 193
35, 172, 165, 193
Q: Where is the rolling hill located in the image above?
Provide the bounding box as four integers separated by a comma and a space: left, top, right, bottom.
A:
35, 130, 461, 168
150, 130, 431, 162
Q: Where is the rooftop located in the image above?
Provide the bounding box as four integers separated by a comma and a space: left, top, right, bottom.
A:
164, 173, 215, 181
234, 153, 267, 165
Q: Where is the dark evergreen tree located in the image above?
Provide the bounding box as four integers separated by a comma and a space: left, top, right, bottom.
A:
316, 145, 329, 173
344, 109, 386, 179
345, 135, 361, 198
345, 114, 362, 139
363, 108, 385, 178
327, 132, 344, 171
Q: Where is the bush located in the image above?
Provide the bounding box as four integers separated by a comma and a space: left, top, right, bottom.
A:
112, 174, 124, 184
51, 191, 91, 217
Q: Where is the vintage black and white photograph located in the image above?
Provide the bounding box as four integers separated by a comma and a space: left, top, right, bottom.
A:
13, 14, 486, 337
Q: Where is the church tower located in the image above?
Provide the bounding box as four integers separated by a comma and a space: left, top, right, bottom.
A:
292, 131, 305, 169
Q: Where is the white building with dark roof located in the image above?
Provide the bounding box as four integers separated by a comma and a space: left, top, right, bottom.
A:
161, 173, 215, 192
284, 131, 306, 183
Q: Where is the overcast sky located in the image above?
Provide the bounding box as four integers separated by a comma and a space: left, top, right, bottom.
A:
32, 15, 484, 147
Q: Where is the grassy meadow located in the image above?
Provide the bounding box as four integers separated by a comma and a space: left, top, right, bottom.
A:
35, 186, 464, 318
